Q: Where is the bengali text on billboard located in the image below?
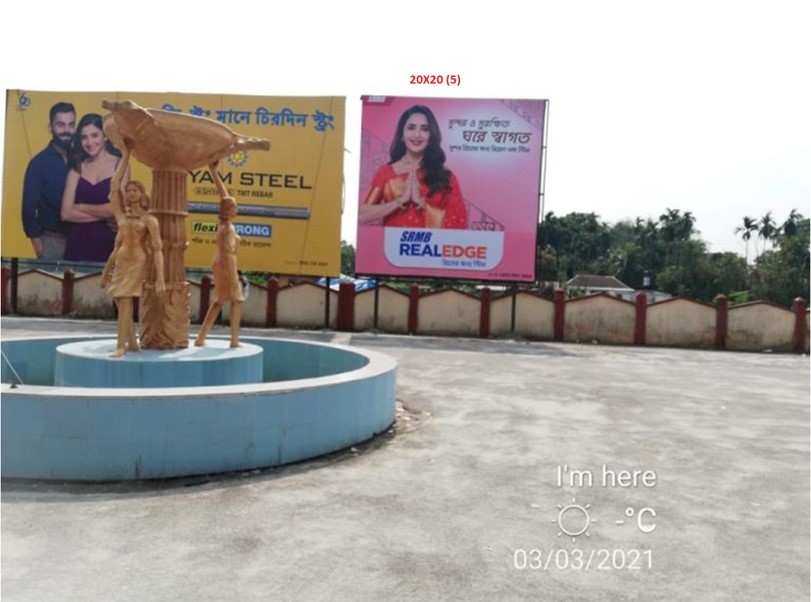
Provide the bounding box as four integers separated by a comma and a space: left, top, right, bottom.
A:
1, 90, 344, 275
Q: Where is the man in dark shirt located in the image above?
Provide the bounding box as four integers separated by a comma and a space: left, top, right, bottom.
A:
22, 101, 76, 260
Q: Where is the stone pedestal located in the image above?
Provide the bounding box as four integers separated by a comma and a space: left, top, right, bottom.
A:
54, 339, 263, 388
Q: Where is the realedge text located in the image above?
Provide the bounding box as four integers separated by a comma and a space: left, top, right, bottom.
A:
398, 231, 487, 259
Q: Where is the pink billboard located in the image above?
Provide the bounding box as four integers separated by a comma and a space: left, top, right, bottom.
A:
356, 96, 546, 282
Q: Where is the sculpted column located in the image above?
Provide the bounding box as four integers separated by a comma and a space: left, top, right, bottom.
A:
141, 170, 190, 348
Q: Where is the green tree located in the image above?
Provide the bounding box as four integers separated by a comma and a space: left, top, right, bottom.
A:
535, 208, 807, 306
699, 252, 749, 300
341, 240, 355, 276
603, 218, 663, 288
758, 211, 779, 252
782, 209, 802, 238
539, 212, 611, 280
536, 244, 558, 283
659, 208, 696, 244
656, 239, 711, 298
734, 216, 758, 264
751, 217, 810, 306
657, 209, 698, 292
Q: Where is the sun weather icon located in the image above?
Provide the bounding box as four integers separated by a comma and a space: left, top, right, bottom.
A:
552, 498, 596, 542
227, 150, 249, 168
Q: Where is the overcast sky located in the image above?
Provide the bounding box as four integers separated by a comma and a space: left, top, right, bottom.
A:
2, 0, 808, 256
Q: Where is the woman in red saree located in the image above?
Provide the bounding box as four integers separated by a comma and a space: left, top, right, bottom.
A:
360, 105, 467, 229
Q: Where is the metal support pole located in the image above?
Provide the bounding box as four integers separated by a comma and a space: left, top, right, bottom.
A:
324, 277, 331, 329
373, 278, 380, 330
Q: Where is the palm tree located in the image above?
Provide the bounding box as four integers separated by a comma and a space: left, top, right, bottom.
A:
782, 209, 802, 238
659, 208, 696, 242
759, 212, 778, 253
659, 208, 696, 274
735, 216, 758, 263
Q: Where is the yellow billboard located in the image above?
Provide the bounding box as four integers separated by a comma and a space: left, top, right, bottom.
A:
2, 90, 344, 275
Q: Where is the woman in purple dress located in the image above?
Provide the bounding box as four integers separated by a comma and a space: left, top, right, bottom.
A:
61, 113, 128, 262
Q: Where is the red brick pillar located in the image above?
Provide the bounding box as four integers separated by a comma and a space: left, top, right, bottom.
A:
553, 289, 565, 341
715, 295, 729, 350
408, 283, 420, 335
1, 266, 10, 315
199, 275, 212, 323
266, 277, 279, 327
479, 287, 491, 338
337, 282, 356, 331
62, 269, 75, 315
634, 292, 647, 346
793, 297, 807, 353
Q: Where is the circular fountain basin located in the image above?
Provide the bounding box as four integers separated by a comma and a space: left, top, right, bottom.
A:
1, 335, 397, 481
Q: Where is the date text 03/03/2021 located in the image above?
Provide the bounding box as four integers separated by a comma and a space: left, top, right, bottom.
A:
513, 549, 653, 572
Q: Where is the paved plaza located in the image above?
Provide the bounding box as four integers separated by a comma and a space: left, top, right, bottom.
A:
2, 317, 809, 601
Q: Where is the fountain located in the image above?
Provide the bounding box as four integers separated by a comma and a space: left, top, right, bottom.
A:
0, 101, 396, 480
1, 334, 396, 480
100, 98, 271, 348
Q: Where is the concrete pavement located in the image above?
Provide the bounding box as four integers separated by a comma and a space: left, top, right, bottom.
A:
2, 317, 809, 601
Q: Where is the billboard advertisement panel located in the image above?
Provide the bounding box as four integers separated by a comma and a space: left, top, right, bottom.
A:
2, 90, 344, 275
356, 95, 546, 282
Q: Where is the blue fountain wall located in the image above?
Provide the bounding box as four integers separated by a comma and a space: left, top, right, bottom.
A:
1, 336, 396, 480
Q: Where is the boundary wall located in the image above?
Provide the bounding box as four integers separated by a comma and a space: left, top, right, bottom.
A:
2, 267, 807, 353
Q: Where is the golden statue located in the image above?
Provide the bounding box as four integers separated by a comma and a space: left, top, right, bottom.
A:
101, 142, 166, 357
195, 161, 244, 348
101, 100, 268, 349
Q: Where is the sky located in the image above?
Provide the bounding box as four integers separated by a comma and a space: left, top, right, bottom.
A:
1, 0, 808, 257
